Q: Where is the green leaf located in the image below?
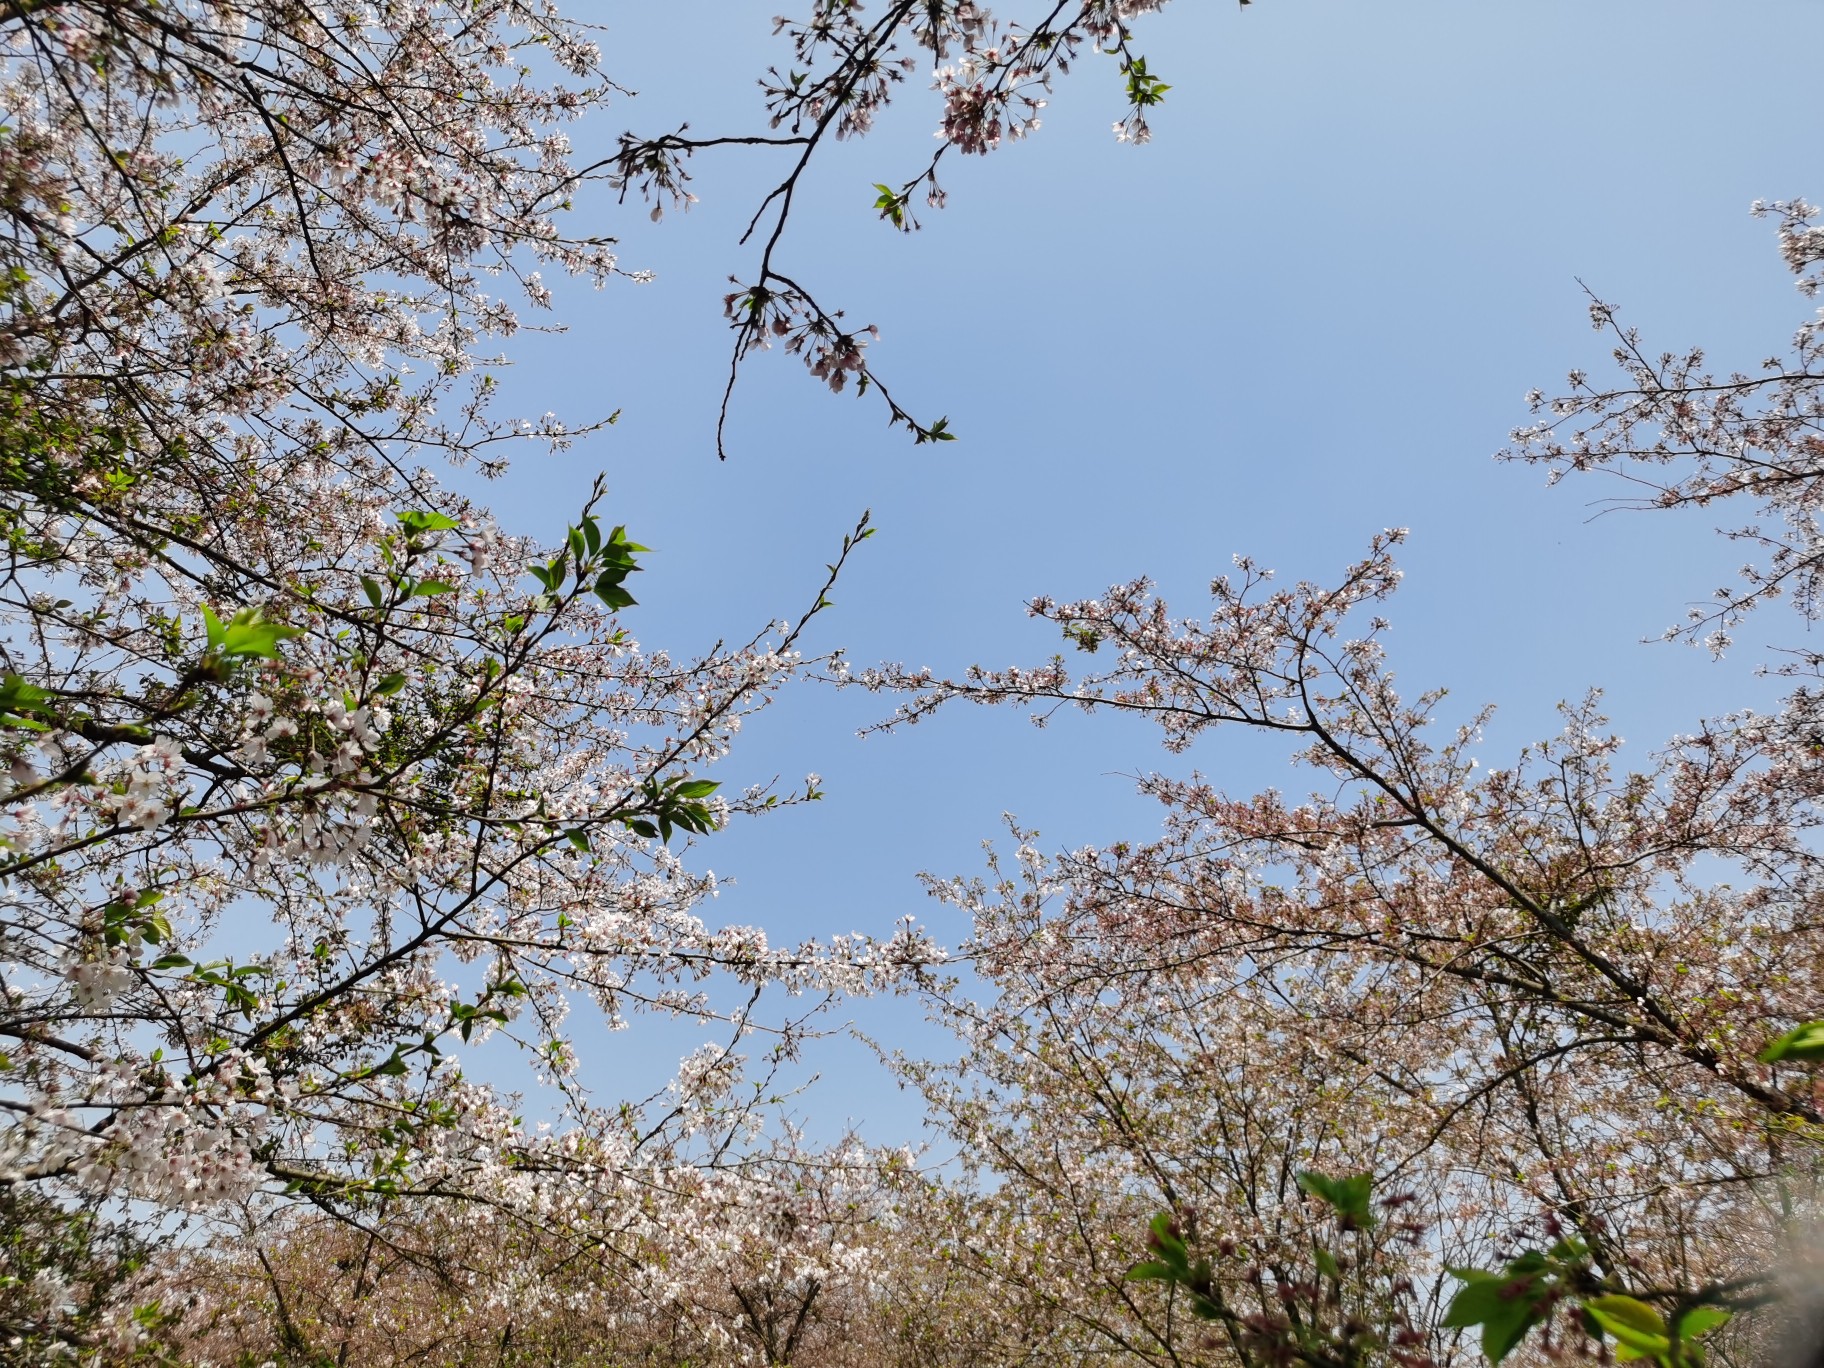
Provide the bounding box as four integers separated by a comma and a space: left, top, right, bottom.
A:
1482, 1299, 1546, 1365
595, 574, 636, 611
206, 606, 303, 660
360, 576, 384, 609
1126, 1260, 1176, 1282
0, 673, 54, 730
1676, 1307, 1732, 1339
872, 182, 907, 227
1145, 1213, 1190, 1269
1758, 1021, 1824, 1062
410, 579, 458, 597
1444, 1269, 1550, 1366
1443, 1274, 1508, 1327
0, 672, 53, 714
916, 415, 958, 444
1586, 1295, 1672, 1362
606, 525, 650, 556
1296, 1170, 1377, 1229
372, 673, 407, 696
674, 779, 720, 800
397, 509, 460, 535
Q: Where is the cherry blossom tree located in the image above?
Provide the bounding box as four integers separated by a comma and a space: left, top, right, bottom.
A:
0, 0, 1258, 1357
855, 204, 1824, 1368
42, 5, 1824, 1367
0, 3, 990, 1358
169, 1148, 1076, 1367
162, 1133, 928, 1366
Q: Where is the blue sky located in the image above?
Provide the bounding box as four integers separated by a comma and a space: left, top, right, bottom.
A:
471, 0, 1824, 1142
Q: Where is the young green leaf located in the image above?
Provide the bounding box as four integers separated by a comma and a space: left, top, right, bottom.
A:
0, 672, 55, 727
1296, 1170, 1377, 1229
595, 575, 637, 611
1444, 1269, 1549, 1367
200, 605, 303, 661
397, 509, 460, 535
1585, 1295, 1672, 1363
1125, 1260, 1177, 1282
1676, 1306, 1732, 1339
1758, 1020, 1824, 1062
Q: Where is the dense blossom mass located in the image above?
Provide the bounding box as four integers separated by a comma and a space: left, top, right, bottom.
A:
0, 1, 1214, 1360
847, 201, 1824, 1368
0, 0, 964, 1358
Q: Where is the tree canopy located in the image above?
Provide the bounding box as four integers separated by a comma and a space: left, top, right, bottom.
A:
0, 3, 1819, 1366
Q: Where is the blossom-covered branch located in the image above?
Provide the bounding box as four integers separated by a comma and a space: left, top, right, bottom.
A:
1503, 200, 1824, 654
610, 0, 1223, 455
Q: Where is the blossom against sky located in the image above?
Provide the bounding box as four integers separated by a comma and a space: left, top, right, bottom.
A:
481, 0, 1824, 1139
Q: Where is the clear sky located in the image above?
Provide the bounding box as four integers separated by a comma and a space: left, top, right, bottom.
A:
463, 0, 1824, 1144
